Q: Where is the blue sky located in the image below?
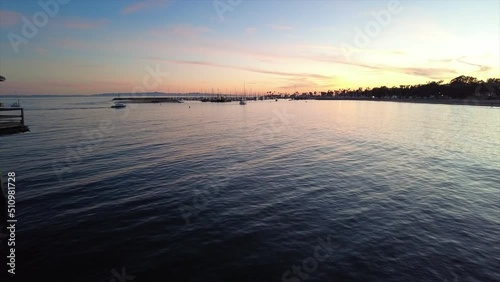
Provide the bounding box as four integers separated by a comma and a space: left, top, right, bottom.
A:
0, 0, 498, 94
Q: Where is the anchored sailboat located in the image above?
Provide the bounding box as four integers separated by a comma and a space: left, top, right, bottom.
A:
240, 82, 247, 105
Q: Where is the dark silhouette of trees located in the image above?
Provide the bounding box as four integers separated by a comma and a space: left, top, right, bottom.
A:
329, 75, 499, 100
450, 75, 480, 85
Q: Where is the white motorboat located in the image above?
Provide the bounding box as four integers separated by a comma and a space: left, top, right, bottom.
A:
111, 102, 126, 108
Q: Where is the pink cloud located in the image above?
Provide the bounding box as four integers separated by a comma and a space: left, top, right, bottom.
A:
35, 48, 49, 55
44, 82, 87, 89
58, 38, 107, 51
456, 57, 492, 72
245, 27, 257, 35
279, 80, 336, 90
0, 10, 23, 27
163, 59, 333, 80
121, 1, 172, 15
64, 19, 109, 29
155, 40, 299, 63
151, 24, 211, 38
307, 53, 458, 79
60, 38, 86, 49
268, 24, 294, 31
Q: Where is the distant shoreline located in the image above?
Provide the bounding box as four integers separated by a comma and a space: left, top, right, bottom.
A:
313, 97, 500, 107
1, 95, 499, 107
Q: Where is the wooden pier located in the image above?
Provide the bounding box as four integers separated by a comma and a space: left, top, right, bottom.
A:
0, 108, 29, 135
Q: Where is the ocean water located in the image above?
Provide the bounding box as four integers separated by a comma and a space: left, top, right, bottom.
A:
0, 97, 499, 281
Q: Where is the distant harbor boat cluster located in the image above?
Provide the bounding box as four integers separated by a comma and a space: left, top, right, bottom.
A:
111, 95, 277, 103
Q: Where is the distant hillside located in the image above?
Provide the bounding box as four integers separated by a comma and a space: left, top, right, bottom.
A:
92, 92, 230, 97
92, 92, 174, 97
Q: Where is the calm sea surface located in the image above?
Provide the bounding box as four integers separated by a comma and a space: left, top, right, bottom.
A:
0, 97, 499, 281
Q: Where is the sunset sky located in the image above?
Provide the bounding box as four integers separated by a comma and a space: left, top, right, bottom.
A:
0, 0, 499, 95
